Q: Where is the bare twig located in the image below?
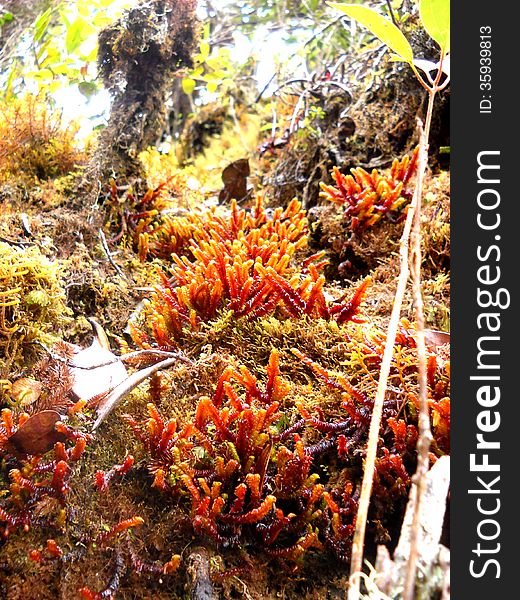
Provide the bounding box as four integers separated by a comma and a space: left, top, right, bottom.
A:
385, 1, 399, 28
254, 71, 278, 104
402, 57, 448, 600
99, 228, 128, 280
348, 52, 449, 600
34, 340, 193, 371
92, 355, 181, 430
73, 349, 192, 370
303, 15, 344, 48
348, 160, 418, 600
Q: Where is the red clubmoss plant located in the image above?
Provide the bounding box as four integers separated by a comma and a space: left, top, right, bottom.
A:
125, 350, 325, 564
96, 516, 144, 546
319, 148, 419, 230
0, 407, 91, 537
28, 538, 64, 563
118, 329, 449, 566
122, 344, 450, 567
135, 213, 199, 262
292, 341, 449, 562
94, 454, 135, 492
356, 319, 451, 455
0, 343, 98, 535
104, 179, 200, 261
130, 196, 371, 350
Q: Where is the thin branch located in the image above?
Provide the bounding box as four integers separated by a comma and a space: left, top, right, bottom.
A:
402, 86, 438, 600
385, 1, 399, 28
303, 15, 344, 48
254, 71, 277, 104
92, 356, 180, 430
99, 228, 128, 280
348, 158, 418, 600
34, 341, 192, 371
348, 48, 448, 599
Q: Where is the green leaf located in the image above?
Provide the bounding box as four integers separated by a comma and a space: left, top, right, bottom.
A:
78, 4, 92, 17
78, 81, 99, 99
81, 46, 99, 62
206, 81, 219, 93
31, 68, 54, 82
199, 41, 210, 59
34, 7, 53, 42
36, 39, 51, 61
65, 17, 95, 55
327, 3, 413, 62
91, 13, 113, 28
182, 78, 196, 95
419, 0, 450, 52
47, 81, 62, 93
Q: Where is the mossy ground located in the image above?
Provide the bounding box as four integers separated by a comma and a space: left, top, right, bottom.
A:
0, 79, 449, 599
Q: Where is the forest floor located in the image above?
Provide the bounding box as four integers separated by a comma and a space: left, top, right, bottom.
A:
0, 75, 450, 599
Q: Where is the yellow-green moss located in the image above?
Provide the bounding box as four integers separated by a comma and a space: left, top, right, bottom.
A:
0, 242, 72, 379
0, 94, 87, 185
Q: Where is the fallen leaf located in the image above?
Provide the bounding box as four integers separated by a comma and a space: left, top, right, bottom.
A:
70, 338, 127, 401
7, 410, 66, 455
70, 318, 128, 401
424, 329, 450, 347
218, 158, 250, 204
9, 378, 43, 406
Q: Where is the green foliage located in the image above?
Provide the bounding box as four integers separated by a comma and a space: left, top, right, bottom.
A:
0, 10, 14, 29
328, 3, 413, 62
419, 0, 450, 53
0, 241, 72, 377
0, 93, 87, 183
182, 24, 244, 97
329, 0, 450, 62
2, 0, 134, 99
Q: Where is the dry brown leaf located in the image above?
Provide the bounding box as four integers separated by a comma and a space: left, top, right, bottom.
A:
9, 378, 43, 406
7, 410, 66, 455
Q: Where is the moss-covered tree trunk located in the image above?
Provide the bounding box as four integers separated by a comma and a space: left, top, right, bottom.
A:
96, 0, 198, 184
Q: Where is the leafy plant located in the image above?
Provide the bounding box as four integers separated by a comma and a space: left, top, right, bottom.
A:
0, 93, 86, 183
0, 240, 73, 378
123, 340, 449, 568
182, 24, 240, 97
130, 196, 371, 350
320, 148, 419, 230
1, 0, 134, 99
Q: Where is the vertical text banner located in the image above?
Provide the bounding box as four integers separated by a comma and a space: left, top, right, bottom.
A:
452, 0, 516, 597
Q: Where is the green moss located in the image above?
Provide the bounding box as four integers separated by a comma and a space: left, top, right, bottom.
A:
0, 242, 72, 380
0, 94, 87, 186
